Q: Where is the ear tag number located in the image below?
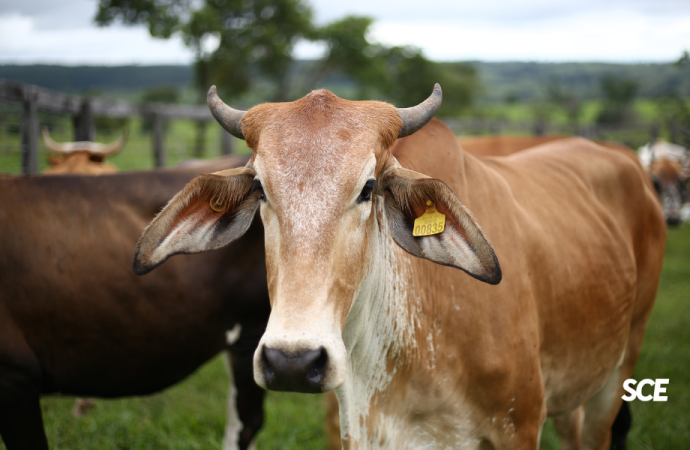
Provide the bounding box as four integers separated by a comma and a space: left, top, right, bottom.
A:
209, 196, 226, 212
413, 200, 446, 237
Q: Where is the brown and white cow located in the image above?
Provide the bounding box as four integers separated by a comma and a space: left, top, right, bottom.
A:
134, 85, 666, 449
42, 127, 125, 175
638, 139, 689, 225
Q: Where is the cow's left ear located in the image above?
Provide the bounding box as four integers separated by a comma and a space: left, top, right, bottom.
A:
379, 167, 502, 285
133, 166, 259, 275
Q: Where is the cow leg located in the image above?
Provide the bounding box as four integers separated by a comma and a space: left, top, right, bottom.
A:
222, 326, 266, 450
0, 386, 48, 450
324, 390, 342, 450
609, 401, 631, 450
581, 366, 626, 450
551, 406, 584, 450
222, 351, 243, 450
0, 312, 48, 450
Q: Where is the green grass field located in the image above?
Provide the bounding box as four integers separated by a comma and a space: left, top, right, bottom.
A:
0, 226, 685, 449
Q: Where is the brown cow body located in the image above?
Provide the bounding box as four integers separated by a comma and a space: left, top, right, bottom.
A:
134, 88, 665, 449
457, 134, 569, 157
0, 159, 269, 450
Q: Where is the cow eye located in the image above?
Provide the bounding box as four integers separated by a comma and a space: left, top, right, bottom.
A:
358, 179, 377, 203
252, 179, 266, 201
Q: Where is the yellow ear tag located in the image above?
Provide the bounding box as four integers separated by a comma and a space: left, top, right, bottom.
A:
209, 196, 226, 212
413, 200, 446, 236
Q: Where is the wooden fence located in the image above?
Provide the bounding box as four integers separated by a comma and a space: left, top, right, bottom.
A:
0, 78, 234, 174
3, 78, 686, 174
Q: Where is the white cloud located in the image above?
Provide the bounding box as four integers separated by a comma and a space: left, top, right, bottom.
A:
0, 0, 688, 64
368, 11, 690, 62
0, 13, 193, 65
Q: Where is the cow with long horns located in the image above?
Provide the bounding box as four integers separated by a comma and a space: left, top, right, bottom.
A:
42, 127, 126, 175
134, 85, 665, 449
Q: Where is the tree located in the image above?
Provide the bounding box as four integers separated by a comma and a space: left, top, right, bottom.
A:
596, 75, 638, 125
309, 16, 477, 113
546, 77, 582, 128
96, 0, 314, 102
95, 1, 478, 113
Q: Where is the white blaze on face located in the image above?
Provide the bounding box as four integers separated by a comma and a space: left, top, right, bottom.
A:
251, 121, 381, 392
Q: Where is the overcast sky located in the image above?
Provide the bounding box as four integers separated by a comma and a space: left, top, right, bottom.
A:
1, 0, 689, 65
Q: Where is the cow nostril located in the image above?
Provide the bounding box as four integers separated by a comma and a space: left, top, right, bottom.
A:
308, 348, 328, 383
261, 346, 328, 392
261, 346, 275, 382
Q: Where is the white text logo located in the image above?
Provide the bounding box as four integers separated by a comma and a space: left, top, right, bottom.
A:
622, 379, 669, 401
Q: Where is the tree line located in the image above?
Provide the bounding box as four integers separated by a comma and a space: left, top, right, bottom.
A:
95, 0, 476, 116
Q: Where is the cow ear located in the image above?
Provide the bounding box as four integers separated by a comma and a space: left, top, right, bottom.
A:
133, 166, 259, 275
379, 167, 502, 285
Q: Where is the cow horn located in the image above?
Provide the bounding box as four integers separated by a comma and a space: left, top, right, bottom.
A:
42, 126, 127, 156
397, 84, 442, 138
97, 129, 128, 156
207, 86, 246, 140
42, 127, 69, 153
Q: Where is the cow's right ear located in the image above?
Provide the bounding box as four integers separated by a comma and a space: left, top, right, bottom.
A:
133, 166, 259, 275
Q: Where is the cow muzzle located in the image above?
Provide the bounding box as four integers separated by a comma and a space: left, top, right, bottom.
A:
260, 346, 328, 393
254, 331, 347, 393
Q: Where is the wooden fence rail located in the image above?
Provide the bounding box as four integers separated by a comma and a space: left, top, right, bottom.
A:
0, 78, 234, 174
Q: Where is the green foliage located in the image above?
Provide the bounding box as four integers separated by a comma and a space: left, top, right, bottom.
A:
656, 95, 690, 147
93, 2, 477, 110
308, 17, 476, 112
467, 61, 690, 103
97, 0, 314, 102
95, 0, 191, 38
596, 75, 639, 125
140, 85, 181, 132
93, 116, 130, 136
309, 16, 387, 98
546, 77, 582, 125
187, 0, 314, 101
140, 84, 180, 103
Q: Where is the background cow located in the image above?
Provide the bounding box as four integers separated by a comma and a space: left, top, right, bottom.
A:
0, 157, 269, 450
133, 85, 666, 449
638, 139, 689, 225
42, 127, 126, 175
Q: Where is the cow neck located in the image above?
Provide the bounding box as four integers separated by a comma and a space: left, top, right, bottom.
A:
336, 196, 418, 449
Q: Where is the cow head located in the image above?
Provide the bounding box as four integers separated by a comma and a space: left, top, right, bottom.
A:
42, 127, 126, 175
133, 85, 500, 393
640, 140, 689, 226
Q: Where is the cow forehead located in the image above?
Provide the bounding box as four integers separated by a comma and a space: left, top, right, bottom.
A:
247, 91, 396, 251
244, 90, 400, 173
651, 158, 683, 181
248, 91, 398, 207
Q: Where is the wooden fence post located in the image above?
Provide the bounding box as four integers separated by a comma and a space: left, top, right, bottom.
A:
194, 121, 207, 158
220, 129, 234, 155
73, 99, 94, 141
20, 90, 39, 175
153, 114, 166, 168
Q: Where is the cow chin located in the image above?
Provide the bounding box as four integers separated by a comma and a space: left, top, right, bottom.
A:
253, 323, 348, 394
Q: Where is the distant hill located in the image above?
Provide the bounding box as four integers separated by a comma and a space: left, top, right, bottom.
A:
466, 61, 690, 103
0, 65, 193, 94
2, 62, 688, 102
